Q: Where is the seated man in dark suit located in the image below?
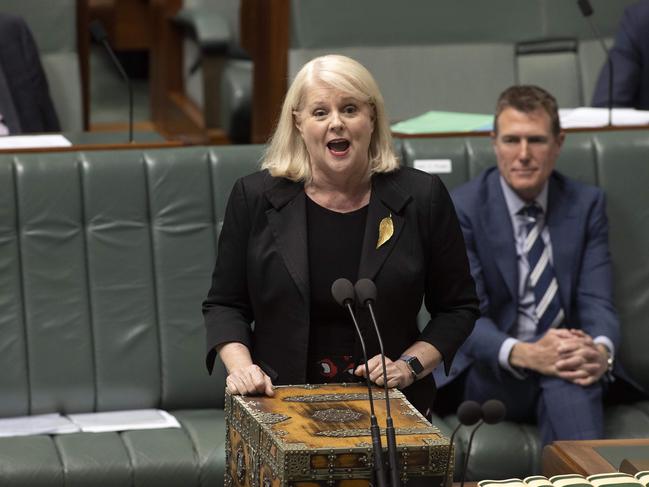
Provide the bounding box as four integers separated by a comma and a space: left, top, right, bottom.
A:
0, 13, 60, 135
434, 85, 618, 445
592, 0, 649, 110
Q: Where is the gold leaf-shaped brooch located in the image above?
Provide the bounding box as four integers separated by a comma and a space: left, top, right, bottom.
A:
376, 213, 394, 249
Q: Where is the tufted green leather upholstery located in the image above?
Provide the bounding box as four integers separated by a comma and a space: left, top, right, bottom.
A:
0, 146, 263, 485
401, 130, 649, 479
0, 132, 647, 483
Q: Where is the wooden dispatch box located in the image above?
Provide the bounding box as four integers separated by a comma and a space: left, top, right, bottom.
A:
225, 383, 451, 487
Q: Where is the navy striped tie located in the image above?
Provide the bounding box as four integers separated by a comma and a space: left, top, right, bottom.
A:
521, 204, 565, 333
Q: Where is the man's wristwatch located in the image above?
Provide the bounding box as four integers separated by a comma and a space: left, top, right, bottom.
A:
399, 355, 424, 380
605, 349, 614, 374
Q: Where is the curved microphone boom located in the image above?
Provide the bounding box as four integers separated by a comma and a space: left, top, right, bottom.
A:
89, 20, 134, 143
354, 278, 400, 487
331, 278, 388, 487
459, 400, 506, 487
442, 400, 482, 486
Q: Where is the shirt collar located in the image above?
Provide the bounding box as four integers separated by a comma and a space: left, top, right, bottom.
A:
499, 175, 548, 217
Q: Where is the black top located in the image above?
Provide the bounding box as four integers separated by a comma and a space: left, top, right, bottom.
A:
306, 196, 368, 383
203, 168, 480, 416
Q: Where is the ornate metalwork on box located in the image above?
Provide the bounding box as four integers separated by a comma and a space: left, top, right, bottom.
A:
285, 453, 311, 478
315, 426, 438, 438
283, 391, 398, 403
224, 384, 450, 487
311, 408, 363, 423
254, 412, 290, 425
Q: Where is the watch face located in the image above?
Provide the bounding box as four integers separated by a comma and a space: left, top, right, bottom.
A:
407, 356, 424, 375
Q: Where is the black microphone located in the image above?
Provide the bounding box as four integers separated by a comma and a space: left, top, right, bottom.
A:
442, 400, 482, 485
577, 0, 614, 126
331, 278, 388, 487
354, 278, 400, 487
459, 400, 506, 487
89, 20, 134, 143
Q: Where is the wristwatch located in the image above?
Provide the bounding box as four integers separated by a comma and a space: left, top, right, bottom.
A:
605, 349, 614, 374
399, 355, 424, 380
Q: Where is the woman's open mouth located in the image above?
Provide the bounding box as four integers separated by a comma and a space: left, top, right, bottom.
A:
327, 138, 351, 156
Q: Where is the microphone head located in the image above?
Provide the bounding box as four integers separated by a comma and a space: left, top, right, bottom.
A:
577, 0, 593, 17
456, 400, 482, 426
89, 20, 109, 42
331, 278, 355, 307
481, 399, 506, 425
354, 278, 377, 307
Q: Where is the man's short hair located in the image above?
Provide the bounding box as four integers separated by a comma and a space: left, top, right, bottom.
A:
494, 85, 561, 137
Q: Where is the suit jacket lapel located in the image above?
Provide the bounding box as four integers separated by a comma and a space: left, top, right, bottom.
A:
358, 173, 411, 281
546, 175, 579, 317
482, 171, 518, 303
264, 178, 310, 302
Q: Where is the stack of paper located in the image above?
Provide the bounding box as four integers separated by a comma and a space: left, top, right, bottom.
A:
559, 107, 649, 128
67, 409, 180, 433
0, 134, 72, 149
0, 414, 79, 437
0, 409, 180, 437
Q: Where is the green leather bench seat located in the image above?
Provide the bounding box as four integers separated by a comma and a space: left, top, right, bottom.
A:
0, 410, 226, 487
0, 146, 263, 486
0, 132, 648, 484
400, 130, 649, 479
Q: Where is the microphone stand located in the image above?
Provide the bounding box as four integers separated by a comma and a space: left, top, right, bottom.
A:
332, 279, 388, 487
343, 300, 389, 487
442, 401, 482, 486
366, 298, 401, 487
459, 420, 484, 487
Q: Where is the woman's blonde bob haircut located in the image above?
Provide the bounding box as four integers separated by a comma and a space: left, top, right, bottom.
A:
261, 54, 399, 182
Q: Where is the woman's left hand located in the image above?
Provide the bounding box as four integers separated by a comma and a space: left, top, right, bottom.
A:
354, 354, 413, 389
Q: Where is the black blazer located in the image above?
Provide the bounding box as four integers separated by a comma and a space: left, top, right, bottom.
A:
203, 167, 479, 413
0, 13, 60, 134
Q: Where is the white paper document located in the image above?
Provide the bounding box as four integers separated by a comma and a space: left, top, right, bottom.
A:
0, 409, 180, 437
67, 409, 181, 433
0, 413, 80, 437
559, 107, 649, 128
0, 134, 72, 149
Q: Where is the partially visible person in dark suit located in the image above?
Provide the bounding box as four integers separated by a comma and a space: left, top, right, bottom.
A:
592, 0, 649, 110
0, 13, 60, 135
435, 85, 621, 445
202, 54, 479, 417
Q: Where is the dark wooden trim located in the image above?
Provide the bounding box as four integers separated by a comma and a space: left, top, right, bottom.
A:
241, 0, 290, 144
77, 0, 91, 130
147, 0, 229, 145
542, 439, 649, 477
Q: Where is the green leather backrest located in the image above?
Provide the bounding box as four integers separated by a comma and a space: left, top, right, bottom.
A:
595, 131, 649, 391
0, 145, 263, 417
400, 130, 649, 391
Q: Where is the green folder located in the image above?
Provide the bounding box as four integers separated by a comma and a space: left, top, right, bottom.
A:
391, 110, 493, 134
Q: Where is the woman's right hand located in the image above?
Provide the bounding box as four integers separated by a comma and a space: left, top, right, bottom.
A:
226, 364, 275, 397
